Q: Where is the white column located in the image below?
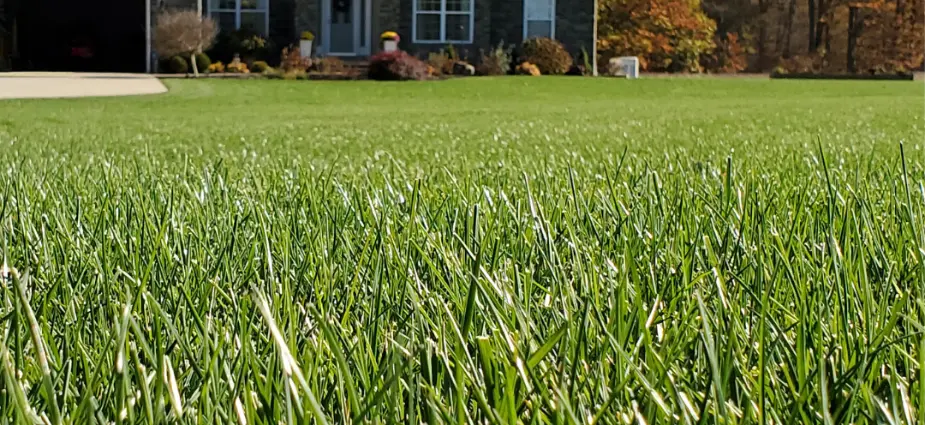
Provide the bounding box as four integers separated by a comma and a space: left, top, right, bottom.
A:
146, 0, 152, 73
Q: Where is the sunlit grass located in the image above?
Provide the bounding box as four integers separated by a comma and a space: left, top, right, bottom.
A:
0, 78, 923, 424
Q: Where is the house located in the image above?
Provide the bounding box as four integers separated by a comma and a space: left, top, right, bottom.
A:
0, 0, 596, 72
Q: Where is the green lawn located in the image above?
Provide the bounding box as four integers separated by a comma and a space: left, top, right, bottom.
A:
0, 78, 922, 424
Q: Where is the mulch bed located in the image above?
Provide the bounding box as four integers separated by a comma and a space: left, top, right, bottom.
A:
157, 71, 365, 80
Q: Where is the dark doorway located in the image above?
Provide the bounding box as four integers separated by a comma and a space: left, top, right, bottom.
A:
13, 0, 145, 72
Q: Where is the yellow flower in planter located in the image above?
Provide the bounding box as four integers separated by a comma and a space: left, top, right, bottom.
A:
301, 31, 315, 41
380, 31, 400, 42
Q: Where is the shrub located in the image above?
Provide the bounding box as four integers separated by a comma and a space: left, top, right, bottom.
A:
776, 53, 827, 75
521, 37, 572, 75
368, 51, 429, 81
208, 61, 225, 73
701, 33, 747, 73
477, 42, 513, 76
163, 55, 189, 74
566, 48, 592, 76
427, 51, 453, 76
251, 60, 271, 73
153, 10, 217, 76
210, 28, 270, 63
581, 47, 592, 72
313, 57, 347, 74
191, 52, 211, 72
515, 62, 541, 76
280, 46, 311, 73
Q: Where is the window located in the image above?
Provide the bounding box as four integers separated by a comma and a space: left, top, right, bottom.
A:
523, 0, 555, 39
209, 0, 269, 35
413, 0, 473, 43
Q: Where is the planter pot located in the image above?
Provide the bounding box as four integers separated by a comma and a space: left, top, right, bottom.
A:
382, 40, 398, 53
299, 40, 313, 58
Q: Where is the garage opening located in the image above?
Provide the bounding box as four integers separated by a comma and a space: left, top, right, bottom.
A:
6, 0, 146, 72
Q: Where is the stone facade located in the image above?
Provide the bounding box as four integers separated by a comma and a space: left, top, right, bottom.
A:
489, 0, 522, 51
374, 0, 399, 54
269, 0, 296, 48
294, 0, 320, 48
555, 0, 596, 58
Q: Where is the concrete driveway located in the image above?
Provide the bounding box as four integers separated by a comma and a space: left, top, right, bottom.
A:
0, 73, 167, 100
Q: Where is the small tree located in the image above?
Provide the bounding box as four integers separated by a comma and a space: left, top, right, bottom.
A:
154, 10, 217, 76
599, 0, 718, 72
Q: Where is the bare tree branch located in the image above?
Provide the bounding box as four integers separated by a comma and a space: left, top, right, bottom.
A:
154, 10, 217, 76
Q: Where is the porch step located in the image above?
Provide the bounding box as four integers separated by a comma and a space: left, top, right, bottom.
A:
311, 58, 369, 79
339, 59, 370, 70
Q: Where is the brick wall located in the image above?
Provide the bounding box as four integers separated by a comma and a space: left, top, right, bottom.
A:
489, 0, 522, 49
555, 0, 595, 57
293, 0, 320, 46
377, 0, 400, 52
269, 0, 296, 48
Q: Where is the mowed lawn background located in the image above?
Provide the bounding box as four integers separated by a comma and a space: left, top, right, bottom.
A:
0, 78, 922, 424
1, 79, 919, 168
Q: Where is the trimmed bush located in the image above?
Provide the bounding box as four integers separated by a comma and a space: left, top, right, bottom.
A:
191, 52, 211, 73
368, 51, 429, 81
251, 60, 271, 73
209, 28, 270, 64
164, 56, 189, 74
521, 37, 572, 75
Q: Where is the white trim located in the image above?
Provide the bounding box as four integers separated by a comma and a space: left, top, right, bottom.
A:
206, 0, 270, 36
321, 0, 371, 55
522, 0, 556, 40
411, 0, 475, 44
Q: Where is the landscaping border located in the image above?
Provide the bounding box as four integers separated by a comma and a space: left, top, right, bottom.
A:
156, 72, 364, 80
770, 72, 914, 81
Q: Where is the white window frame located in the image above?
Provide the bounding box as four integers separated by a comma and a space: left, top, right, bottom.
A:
208, 0, 270, 36
412, 0, 475, 44
522, 0, 556, 39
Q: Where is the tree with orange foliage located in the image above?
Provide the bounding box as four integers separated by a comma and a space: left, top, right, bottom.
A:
598, 0, 718, 72
851, 0, 924, 73
701, 32, 749, 72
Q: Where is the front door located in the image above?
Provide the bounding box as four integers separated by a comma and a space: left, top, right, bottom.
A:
323, 0, 370, 56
